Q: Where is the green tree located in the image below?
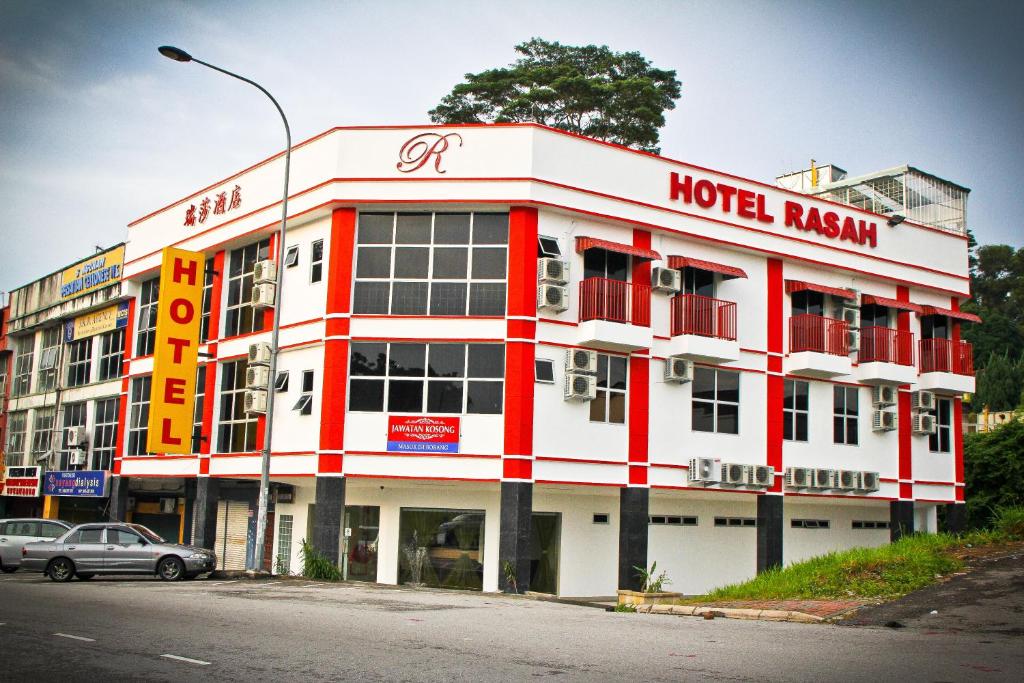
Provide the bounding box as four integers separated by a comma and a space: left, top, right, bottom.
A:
962, 243, 1024, 363
963, 419, 1024, 528
429, 38, 682, 153
974, 352, 1024, 412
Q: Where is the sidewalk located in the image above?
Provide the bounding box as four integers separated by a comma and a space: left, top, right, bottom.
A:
634, 598, 867, 623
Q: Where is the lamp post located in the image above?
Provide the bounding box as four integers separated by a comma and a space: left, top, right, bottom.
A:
159, 46, 289, 572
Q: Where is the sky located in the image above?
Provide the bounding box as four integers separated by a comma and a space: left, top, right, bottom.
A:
1, 0, 1022, 292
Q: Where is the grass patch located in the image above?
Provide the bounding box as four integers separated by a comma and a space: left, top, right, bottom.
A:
299, 539, 342, 581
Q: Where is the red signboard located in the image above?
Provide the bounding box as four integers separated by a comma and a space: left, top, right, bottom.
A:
1, 466, 42, 497
387, 416, 461, 453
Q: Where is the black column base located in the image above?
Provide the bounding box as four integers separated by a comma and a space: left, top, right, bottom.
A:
108, 476, 131, 522
756, 494, 784, 573
498, 481, 532, 593
943, 503, 967, 535
890, 500, 915, 541
193, 477, 220, 550
618, 487, 650, 591
182, 479, 198, 545
312, 477, 345, 565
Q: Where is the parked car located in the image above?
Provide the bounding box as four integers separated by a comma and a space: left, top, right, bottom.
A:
0, 518, 72, 573
20, 522, 217, 582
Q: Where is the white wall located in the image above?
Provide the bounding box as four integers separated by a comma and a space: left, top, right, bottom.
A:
783, 499, 891, 566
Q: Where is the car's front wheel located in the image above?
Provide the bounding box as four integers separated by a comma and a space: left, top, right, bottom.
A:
47, 557, 76, 582
157, 556, 185, 581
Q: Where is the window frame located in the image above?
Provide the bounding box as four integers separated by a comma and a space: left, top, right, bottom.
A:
833, 385, 859, 446
97, 328, 125, 381
36, 327, 62, 392
136, 278, 160, 356
692, 367, 740, 435
224, 239, 270, 338
6, 411, 28, 464
310, 239, 324, 283
92, 397, 119, 471
31, 406, 57, 460
127, 376, 152, 456
66, 337, 93, 388
783, 379, 809, 442
217, 359, 258, 453
12, 335, 35, 397
929, 398, 953, 453
589, 353, 628, 424
59, 402, 88, 470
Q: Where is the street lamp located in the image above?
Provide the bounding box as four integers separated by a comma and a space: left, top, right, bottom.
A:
159, 45, 290, 572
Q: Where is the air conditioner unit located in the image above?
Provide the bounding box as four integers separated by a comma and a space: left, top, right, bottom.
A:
651, 267, 681, 293
664, 356, 693, 384
160, 498, 177, 514
244, 389, 268, 414
721, 462, 749, 486
65, 426, 87, 448
847, 328, 860, 355
912, 413, 937, 435
688, 457, 721, 485
253, 259, 277, 284
811, 468, 836, 490
564, 372, 597, 401
251, 283, 276, 309
537, 258, 568, 285
565, 348, 597, 374
872, 410, 898, 432
748, 465, 774, 488
69, 451, 87, 466
785, 466, 812, 489
246, 366, 271, 390
537, 284, 569, 313
860, 471, 880, 492
248, 343, 272, 365
834, 305, 860, 329
911, 390, 936, 412
836, 469, 858, 491
871, 384, 897, 407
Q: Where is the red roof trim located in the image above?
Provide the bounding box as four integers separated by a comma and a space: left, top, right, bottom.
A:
667, 256, 747, 279
919, 305, 982, 323
575, 236, 661, 261
785, 280, 857, 300
861, 295, 923, 313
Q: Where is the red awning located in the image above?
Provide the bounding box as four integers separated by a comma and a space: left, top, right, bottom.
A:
575, 236, 661, 261
667, 256, 748, 279
861, 295, 923, 314
785, 280, 857, 300
919, 305, 982, 323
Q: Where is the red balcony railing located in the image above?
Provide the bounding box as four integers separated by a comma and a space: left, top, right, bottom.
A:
790, 314, 849, 356
670, 294, 737, 340
919, 338, 974, 376
858, 326, 915, 366
579, 277, 651, 327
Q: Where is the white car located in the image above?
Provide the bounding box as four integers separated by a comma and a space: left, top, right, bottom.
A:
0, 518, 72, 573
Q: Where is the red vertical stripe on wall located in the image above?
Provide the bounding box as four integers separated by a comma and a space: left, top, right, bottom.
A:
766, 260, 783, 355
896, 285, 912, 499
319, 208, 357, 474
503, 207, 538, 469
114, 298, 136, 470
262, 233, 278, 329
765, 259, 784, 491
628, 229, 651, 484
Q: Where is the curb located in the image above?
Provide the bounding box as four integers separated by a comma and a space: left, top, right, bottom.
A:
635, 603, 824, 623
206, 570, 274, 580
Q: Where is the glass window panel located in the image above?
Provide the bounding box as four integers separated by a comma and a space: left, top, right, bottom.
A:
692, 367, 715, 401
391, 281, 428, 315
783, 413, 794, 441
834, 416, 844, 443
795, 382, 809, 411
583, 248, 606, 280
608, 356, 628, 390
356, 247, 392, 278
427, 381, 463, 413
394, 247, 430, 278
398, 508, 485, 590
358, 214, 394, 243
472, 214, 509, 244
606, 251, 629, 281
428, 344, 466, 378
468, 283, 506, 316
353, 281, 390, 314
833, 386, 845, 413
796, 413, 808, 441
590, 391, 607, 422
783, 380, 795, 410
429, 282, 468, 316
692, 401, 715, 432
608, 393, 626, 424
471, 248, 507, 279
466, 381, 502, 414
389, 344, 426, 376
717, 403, 739, 434
395, 214, 431, 243
388, 380, 424, 412
434, 214, 471, 243
595, 354, 609, 389
846, 419, 858, 445
432, 247, 468, 278
349, 379, 384, 411
467, 345, 504, 378
717, 371, 739, 403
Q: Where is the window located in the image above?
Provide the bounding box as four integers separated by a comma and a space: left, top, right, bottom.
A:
193, 365, 206, 453
6, 412, 28, 465
37, 327, 61, 392
59, 402, 87, 470
349, 342, 504, 414
352, 212, 508, 316
582, 247, 628, 282
791, 519, 830, 529
293, 370, 314, 415
67, 528, 103, 544
590, 353, 627, 424
31, 407, 56, 461
285, 245, 299, 268
398, 508, 485, 590
538, 235, 561, 258
302, 370, 314, 393
860, 304, 889, 328
833, 386, 859, 445
12, 336, 34, 397
649, 516, 698, 526
66, 338, 93, 387
127, 376, 152, 456
783, 379, 809, 442
3, 521, 39, 536
592, 513, 610, 524
136, 278, 159, 356
692, 368, 739, 434
920, 315, 949, 340
97, 328, 124, 381
310, 239, 324, 283
218, 359, 258, 452
681, 267, 715, 297
225, 239, 270, 337
200, 258, 214, 342
714, 517, 756, 527
276, 514, 294, 574
852, 520, 890, 530
274, 371, 290, 392
791, 290, 825, 316
534, 359, 555, 384
40, 522, 67, 539
929, 398, 952, 453
92, 398, 119, 471
109, 528, 144, 545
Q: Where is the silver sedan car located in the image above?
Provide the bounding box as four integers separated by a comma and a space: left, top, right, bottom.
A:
20, 522, 217, 582
0, 518, 73, 572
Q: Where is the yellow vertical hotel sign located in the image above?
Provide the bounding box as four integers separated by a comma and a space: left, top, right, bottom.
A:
147, 247, 205, 453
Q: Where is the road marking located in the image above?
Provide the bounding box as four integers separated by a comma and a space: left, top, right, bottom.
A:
161, 654, 211, 666
54, 633, 95, 642
207, 580, 237, 586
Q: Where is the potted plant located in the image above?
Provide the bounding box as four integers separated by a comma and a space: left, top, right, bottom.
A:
617, 562, 682, 607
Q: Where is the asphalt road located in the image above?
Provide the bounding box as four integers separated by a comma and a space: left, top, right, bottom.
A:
1, 570, 1021, 682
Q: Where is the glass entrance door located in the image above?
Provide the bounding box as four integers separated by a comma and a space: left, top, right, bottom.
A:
529, 513, 560, 595
343, 506, 380, 581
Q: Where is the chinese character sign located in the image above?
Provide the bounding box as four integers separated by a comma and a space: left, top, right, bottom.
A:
184, 185, 242, 226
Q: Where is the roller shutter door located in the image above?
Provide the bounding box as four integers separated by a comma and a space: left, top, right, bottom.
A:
215, 500, 250, 570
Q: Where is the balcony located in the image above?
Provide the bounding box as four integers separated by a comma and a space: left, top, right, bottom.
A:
918, 338, 975, 393
577, 277, 653, 351
786, 314, 851, 378
666, 294, 740, 364
856, 326, 918, 385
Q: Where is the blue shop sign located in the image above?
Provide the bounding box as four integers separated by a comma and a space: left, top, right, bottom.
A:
43, 470, 110, 497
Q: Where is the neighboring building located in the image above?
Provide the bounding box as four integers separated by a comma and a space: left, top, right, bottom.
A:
964, 408, 1022, 434
108, 124, 976, 595
0, 246, 130, 523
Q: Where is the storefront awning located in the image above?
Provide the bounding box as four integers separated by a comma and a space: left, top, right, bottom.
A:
861, 295, 923, 314
784, 280, 857, 300
919, 305, 982, 323
575, 236, 661, 261
667, 256, 748, 279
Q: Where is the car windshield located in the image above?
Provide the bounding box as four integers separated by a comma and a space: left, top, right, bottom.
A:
128, 524, 166, 544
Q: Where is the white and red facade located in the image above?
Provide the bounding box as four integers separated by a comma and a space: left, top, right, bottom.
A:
112, 124, 974, 596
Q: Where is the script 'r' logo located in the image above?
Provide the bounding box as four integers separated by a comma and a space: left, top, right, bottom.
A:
397, 132, 463, 174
